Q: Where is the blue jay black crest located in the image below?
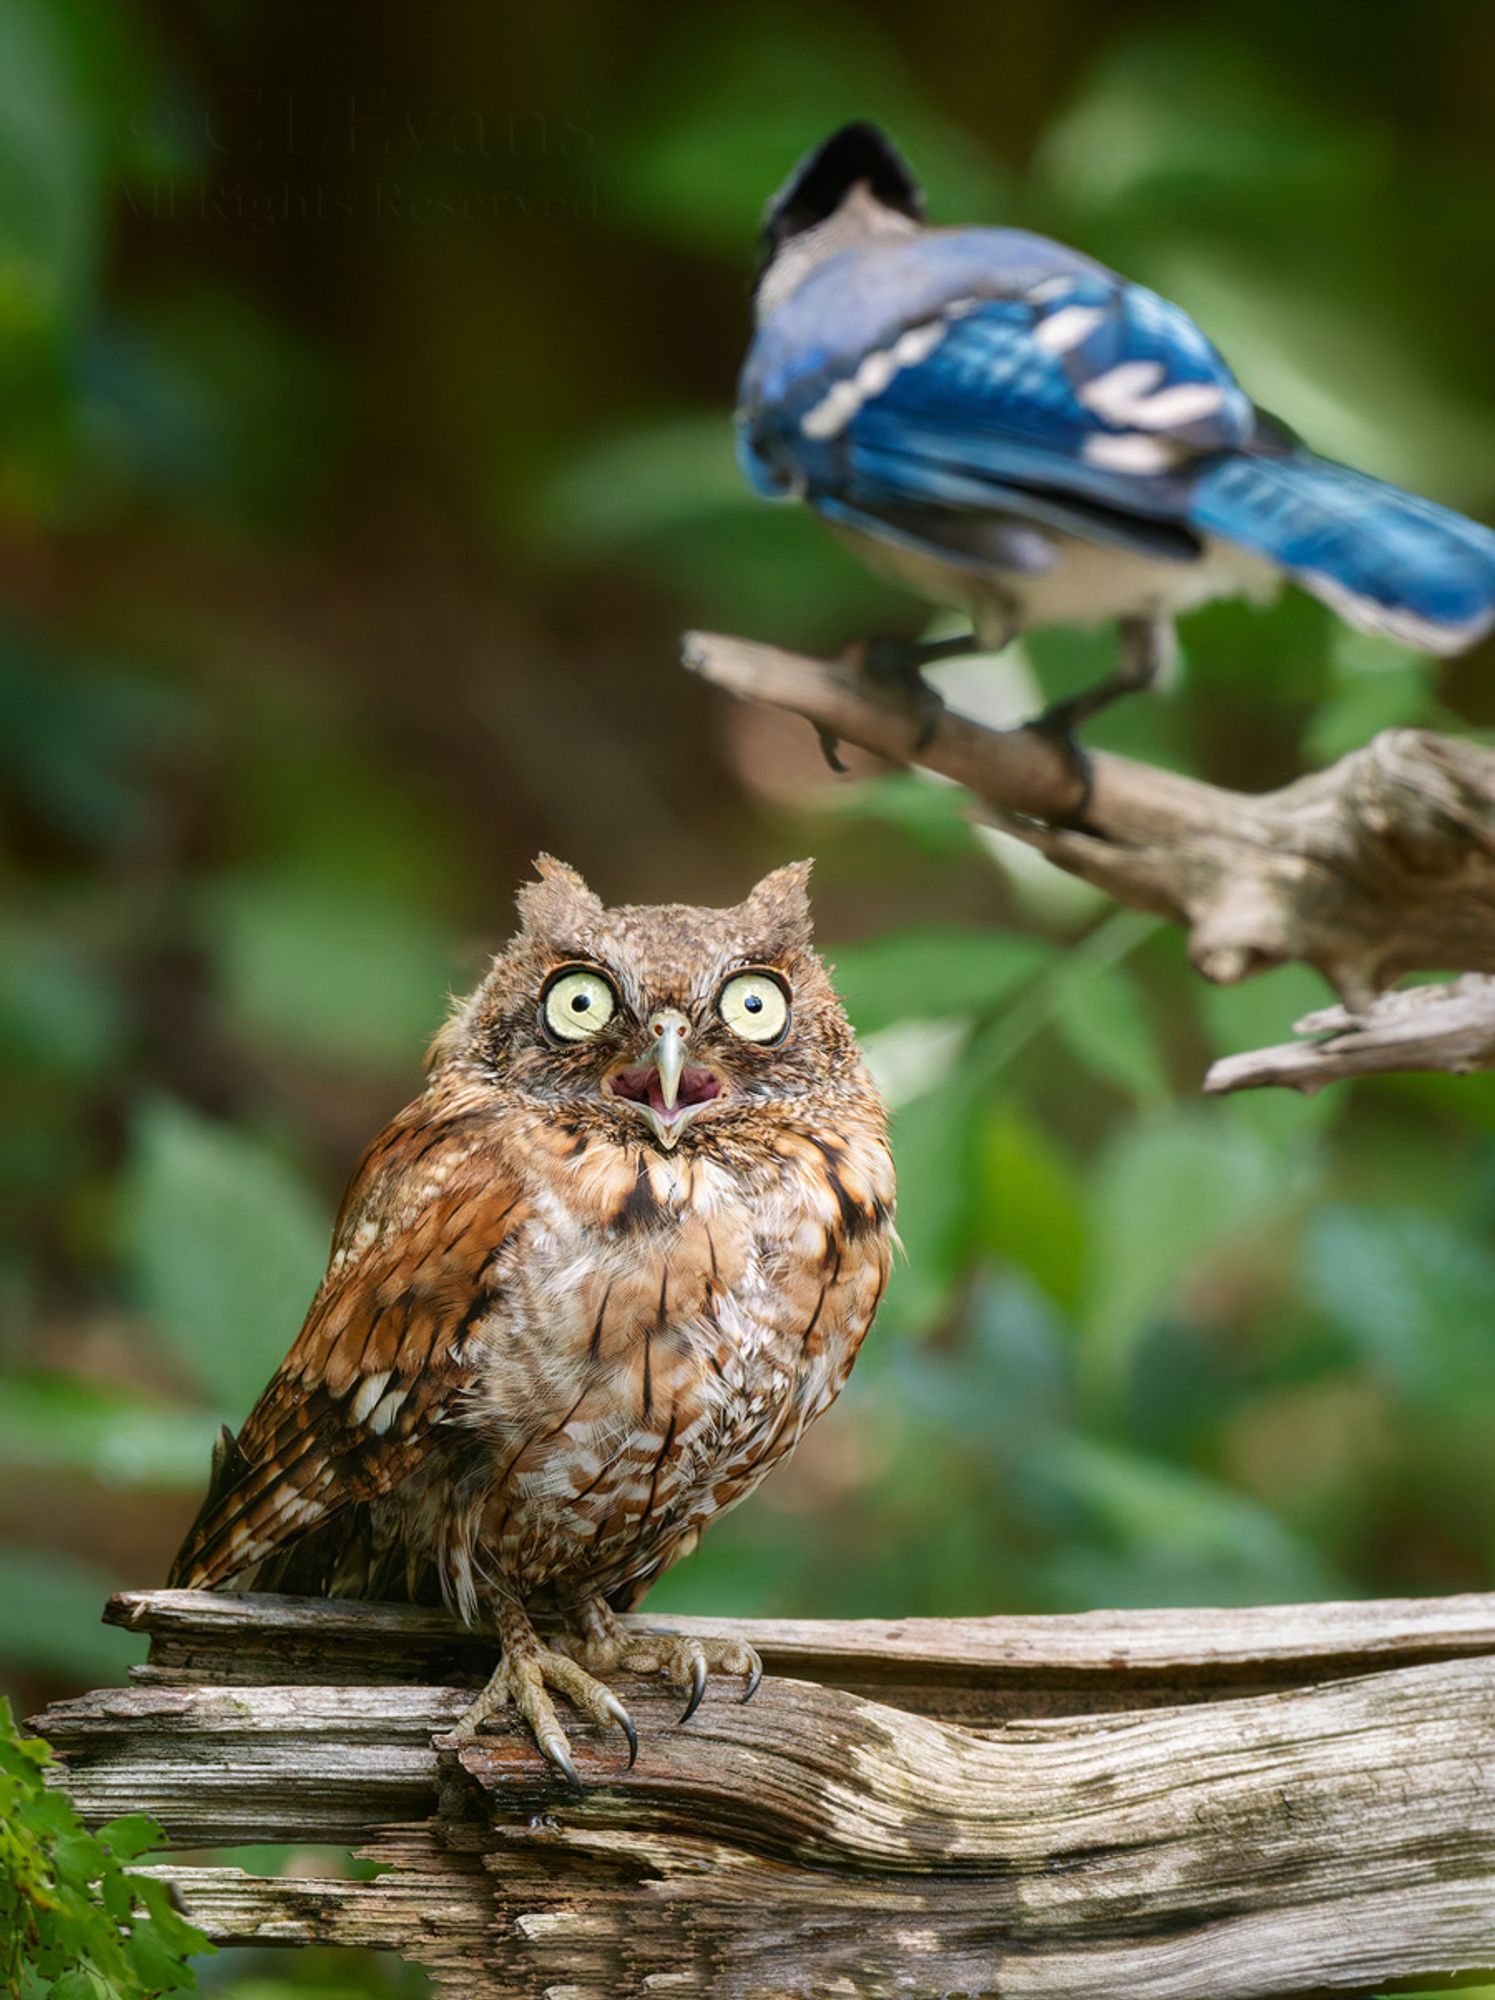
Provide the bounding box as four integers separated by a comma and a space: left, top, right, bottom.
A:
759, 122, 924, 270
737, 120, 1495, 705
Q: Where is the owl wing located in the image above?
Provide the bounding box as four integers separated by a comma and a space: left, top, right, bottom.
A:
168, 1101, 527, 1591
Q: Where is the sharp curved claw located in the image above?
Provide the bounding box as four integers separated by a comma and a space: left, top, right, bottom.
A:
542, 1734, 583, 1791
602, 1691, 639, 1769
740, 1659, 763, 1704
679, 1647, 709, 1723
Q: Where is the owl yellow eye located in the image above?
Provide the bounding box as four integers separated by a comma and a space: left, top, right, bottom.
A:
718, 970, 790, 1045
542, 967, 618, 1042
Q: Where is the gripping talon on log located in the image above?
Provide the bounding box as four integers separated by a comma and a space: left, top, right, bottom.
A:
602, 1689, 640, 1769
680, 1645, 709, 1724
540, 1732, 583, 1791
450, 1598, 639, 1784
569, 1596, 761, 1729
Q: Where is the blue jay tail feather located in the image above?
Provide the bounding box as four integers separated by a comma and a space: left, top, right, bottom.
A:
1190, 454, 1495, 654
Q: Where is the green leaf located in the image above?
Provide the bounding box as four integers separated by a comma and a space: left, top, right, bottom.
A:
48, 1972, 101, 2000
1048, 963, 1168, 1101
1304, 1203, 1495, 1412
617, 12, 1008, 255
124, 1096, 329, 1413
828, 927, 1055, 1037
0, 0, 104, 497
811, 771, 984, 859
49, 1832, 105, 1881
96, 1815, 164, 1863
0, 1547, 143, 1683
209, 874, 461, 1077
1041, 1436, 1336, 1607
538, 414, 745, 551
977, 1103, 1088, 1313
1081, 1110, 1292, 1403
0, 1371, 219, 1490
880, 1076, 988, 1335
1304, 661, 1438, 764
0, 924, 122, 1080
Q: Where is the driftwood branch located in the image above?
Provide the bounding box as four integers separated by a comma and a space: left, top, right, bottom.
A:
684, 631, 1495, 1080
1206, 972, 1495, 1094
31, 1588, 1495, 2000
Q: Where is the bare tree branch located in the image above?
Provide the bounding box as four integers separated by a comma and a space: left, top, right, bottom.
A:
1205, 973, 1495, 1094
684, 632, 1495, 1076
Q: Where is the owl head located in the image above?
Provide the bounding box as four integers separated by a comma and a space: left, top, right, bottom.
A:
432, 858, 870, 1152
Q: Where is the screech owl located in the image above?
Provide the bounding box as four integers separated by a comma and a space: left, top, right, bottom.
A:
169, 858, 895, 1781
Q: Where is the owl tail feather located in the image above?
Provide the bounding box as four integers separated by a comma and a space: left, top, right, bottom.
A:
1190, 452, 1495, 654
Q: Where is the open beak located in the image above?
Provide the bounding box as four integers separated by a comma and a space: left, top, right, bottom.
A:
605, 1009, 725, 1149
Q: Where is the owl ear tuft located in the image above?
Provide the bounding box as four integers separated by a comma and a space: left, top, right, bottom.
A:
743, 858, 814, 947
517, 855, 603, 935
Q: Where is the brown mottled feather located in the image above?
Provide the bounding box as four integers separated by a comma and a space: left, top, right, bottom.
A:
169, 1099, 526, 1589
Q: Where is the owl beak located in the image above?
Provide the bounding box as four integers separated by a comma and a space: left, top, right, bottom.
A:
650, 1010, 689, 1112
604, 1009, 724, 1148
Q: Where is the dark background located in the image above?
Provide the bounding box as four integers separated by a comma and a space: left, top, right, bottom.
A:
6, 3, 1495, 1993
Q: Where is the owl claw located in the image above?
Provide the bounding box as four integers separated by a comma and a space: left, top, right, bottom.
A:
569, 1600, 765, 1732
453, 1607, 644, 1786
679, 1646, 709, 1724
541, 1733, 584, 1791
600, 1689, 639, 1768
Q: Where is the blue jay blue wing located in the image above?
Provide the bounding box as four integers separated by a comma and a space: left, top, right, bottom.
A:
739, 230, 1495, 652
740, 259, 1259, 568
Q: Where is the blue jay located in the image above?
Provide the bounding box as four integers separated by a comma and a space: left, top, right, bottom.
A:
736, 123, 1495, 744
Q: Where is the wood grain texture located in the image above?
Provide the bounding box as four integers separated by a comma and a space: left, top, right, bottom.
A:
28, 1588, 1495, 1997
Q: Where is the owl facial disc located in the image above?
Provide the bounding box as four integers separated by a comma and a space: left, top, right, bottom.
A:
606, 1008, 725, 1149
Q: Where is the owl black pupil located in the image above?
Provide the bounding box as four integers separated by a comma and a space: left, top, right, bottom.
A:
745, 993, 763, 1013
570, 993, 591, 1012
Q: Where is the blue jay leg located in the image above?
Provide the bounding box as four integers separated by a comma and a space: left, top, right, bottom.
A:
1037, 612, 1174, 736
819, 631, 973, 771
1027, 614, 1175, 821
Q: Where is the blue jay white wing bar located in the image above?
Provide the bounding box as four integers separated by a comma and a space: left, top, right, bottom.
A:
32, 1586, 1495, 1999
683, 628, 1495, 1093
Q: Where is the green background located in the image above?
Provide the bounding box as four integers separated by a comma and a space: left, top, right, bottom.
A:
5, 1, 1495, 1992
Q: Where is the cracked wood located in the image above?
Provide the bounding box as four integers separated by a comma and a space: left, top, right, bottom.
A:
28, 1588, 1495, 2000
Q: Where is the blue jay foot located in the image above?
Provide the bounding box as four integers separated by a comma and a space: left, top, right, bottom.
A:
821, 631, 968, 771
1023, 615, 1174, 825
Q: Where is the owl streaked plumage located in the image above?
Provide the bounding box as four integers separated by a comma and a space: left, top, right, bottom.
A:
169, 858, 895, 1779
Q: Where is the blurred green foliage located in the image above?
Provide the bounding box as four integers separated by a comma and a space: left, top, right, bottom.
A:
4, 0, 1495, 1991
1, 1696, 210, 1995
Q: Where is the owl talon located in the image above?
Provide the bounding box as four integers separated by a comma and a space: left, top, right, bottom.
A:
601, 1689, 640, 1768
450, 1601, 644, 1784
680, 1645, 709, 1724
541, 1733, 584, 1791
570, 1599, 765, 1727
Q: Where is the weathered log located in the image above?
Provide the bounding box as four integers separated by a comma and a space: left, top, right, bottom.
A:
30, 1588, 1495, 1999
683, 630, 1495, 1082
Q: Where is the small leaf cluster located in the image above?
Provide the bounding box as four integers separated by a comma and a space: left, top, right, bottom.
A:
0, 1699, 210, 2000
